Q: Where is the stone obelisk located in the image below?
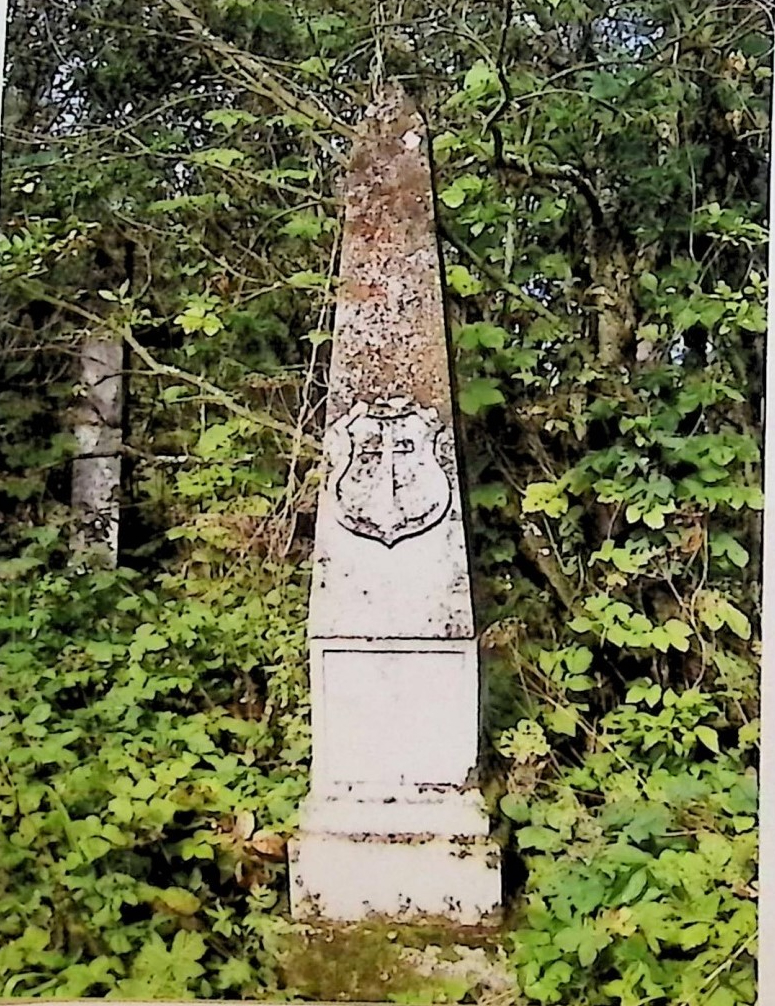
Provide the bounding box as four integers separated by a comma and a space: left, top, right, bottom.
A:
288, 88, 500, 924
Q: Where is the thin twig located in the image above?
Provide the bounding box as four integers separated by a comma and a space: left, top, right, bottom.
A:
440, 221, 560, 322
24, 289, 317, 450
162, 0, 357, 161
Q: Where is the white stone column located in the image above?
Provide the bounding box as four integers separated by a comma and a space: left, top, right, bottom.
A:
0, 0, 8, 178
288, 88, 500, 924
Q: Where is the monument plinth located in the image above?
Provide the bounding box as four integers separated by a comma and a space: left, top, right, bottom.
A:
288, 88, 501, 924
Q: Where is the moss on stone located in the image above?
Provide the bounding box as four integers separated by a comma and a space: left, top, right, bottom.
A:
277, 919, 508, 1003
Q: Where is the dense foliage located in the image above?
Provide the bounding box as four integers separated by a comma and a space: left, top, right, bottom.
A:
0, 1, 770, 1003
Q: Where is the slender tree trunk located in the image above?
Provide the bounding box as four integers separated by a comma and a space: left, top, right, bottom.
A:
71, 335, 123, 565
591, 240, 636, 367
0, 0, 8, 178
757, 36, 775, 1000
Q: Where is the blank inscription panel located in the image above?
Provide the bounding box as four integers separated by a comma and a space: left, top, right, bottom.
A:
320, 648, 475, 787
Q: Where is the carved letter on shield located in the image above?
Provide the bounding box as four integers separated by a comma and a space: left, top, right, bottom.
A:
328, 398, 452, 547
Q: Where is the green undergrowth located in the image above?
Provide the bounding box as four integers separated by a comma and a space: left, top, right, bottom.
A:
0, 532, 759, 1004
0, 530, 311, 1000
491, 672, 758, 1006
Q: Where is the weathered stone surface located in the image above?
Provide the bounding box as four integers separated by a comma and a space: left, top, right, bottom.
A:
398, 942, 513, 995
278, 919, 509, 1001
324, 89, 455, 428
328, 398, 451, 547
309, 89, 472, 642
290, 86, 499, 923
290, 835, 500, 926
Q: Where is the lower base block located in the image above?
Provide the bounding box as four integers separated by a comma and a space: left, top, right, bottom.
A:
288, 832, 501, 925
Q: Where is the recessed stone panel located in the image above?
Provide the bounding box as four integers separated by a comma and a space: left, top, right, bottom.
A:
317, 646, 476, 789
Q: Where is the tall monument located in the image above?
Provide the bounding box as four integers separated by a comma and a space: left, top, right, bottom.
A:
288, 88, 500, 924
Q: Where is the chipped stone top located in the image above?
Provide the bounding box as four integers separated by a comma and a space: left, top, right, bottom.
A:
326, 86, 452, 427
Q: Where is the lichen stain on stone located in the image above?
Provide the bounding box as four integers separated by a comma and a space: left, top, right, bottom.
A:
327, 86, 452, 428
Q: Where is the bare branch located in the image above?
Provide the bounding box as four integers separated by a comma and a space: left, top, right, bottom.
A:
502, 157, 605, 227
162, 0, 357, 162
24, 289, 318, 452
439, 221, 560, 322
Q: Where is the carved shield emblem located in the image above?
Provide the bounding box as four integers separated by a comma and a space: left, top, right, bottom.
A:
328, 398, 451, 546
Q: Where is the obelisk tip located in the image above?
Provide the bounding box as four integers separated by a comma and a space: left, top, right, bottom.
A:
361, 81, 424, 140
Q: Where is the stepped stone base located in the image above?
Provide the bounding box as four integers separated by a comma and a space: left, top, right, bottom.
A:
288, 832, 501, 925
300, 787, 491, 835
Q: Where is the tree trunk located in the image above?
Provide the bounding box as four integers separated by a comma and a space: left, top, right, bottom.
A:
71, 335, 123, 565
591, 242, 636, 367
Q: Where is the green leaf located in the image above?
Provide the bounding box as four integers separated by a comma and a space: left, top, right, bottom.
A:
616, 868, 648, 905
642, 502, 675, 529
129, 623, 168, 661
108, 796, 134, 822
191, 147, 247, 168
697, 592, 725, 631
454, 321, 508, 350
523, 480, 569, 518
698, 591, 751, 639
439, 175, 483, 209
204, 109, 258, 129
706, 990, 736, 1006
640, 271, 658, 293
565, 647, 593, 675
724, 603, 751, 640
458, 378, 504, 415
710, 532, 749, 568
470, 483, 508, 509
663, 618, 693, 652
517, 826, 563, 852
280, 211, 325, 240
447, 264, 483, 297
626, 680, 662, 707
176, 832, 217, 861
463, 60, 499, 96
157, 888, 201, 916
524, 960, 573, 1003
85, 639, 120, 663
216, 957, 254, 990
304, 328, 332, 346
695, 725, 720, 753
196, 423, 233, 459
298, 56, 334, 79
287, 269, 326, 289
568, 616, 594, 633
496, 721, 550, 763
545, 704, 579, 736
500, 794, 530, 823
161, 384, 191, 404
554, 921, 612, 968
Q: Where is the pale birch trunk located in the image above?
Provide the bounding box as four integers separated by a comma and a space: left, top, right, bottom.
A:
0, 0, 7, 179
0, 0, 7, 116
71, 336, 123, 565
